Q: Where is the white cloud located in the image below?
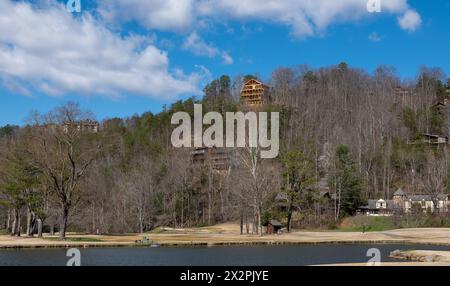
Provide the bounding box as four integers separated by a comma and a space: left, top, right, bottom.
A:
0, 0, 205, 99
398, 10, 422, 32
98, 0, 421, 38
98, 0, 194, 31
182, 32, 233, 64
368, 32, 383, 42
221, 52, 234, 65
183, 32, 219, 58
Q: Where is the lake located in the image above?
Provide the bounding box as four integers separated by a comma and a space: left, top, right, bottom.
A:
1, 244, 449, 266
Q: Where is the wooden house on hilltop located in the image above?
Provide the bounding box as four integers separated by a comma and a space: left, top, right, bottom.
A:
240, 79, 269, 107
404, 98, 450, 146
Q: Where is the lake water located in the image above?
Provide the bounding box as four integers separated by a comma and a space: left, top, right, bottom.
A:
1, 244, 449, 266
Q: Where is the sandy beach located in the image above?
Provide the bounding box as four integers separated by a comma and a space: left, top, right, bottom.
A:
3, 224, 450, 248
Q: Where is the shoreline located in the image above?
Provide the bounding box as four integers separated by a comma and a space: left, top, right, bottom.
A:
3, 239, 450, 249
3, 224, 450, 249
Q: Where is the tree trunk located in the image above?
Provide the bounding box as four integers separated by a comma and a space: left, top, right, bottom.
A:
26, 208, 33, 237
37, 219, 43, 238
287, 193, 294, 232
11, 209, 17, 236
240, 211, 243, 235
258, 206, 262, 237
333, 177, 338, 222
6, 209, 11, 232
59, 206, 69, 240
337, 183, 342, 220
181, 194, 184, 228
208, 169, 213, 225
220, 190, 224, 221
91, 202, 96, 234
245, 214, 249, 234
286, 210, 292, 233
138, 206, 144, 233
253, 208, 259, 235
16, 211, 21, 237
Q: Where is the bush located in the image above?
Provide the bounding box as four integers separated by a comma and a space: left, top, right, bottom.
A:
194, 222, 210, 228
261, 211, 272, 227
326, 221, 339, 230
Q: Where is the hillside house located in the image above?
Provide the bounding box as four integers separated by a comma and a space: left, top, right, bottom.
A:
406, 133, 449, 146
240, 79, 269, 107
358, 199, 395, 216
393, 189, 450, 213
433, 98, 449, 114
63, 120, 99, 133
192, 146, 230, 173
358, 189, 450, 216
432, 98, 450, 137
420, 133, 448, 145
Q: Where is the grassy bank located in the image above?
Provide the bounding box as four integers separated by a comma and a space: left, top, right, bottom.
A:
44, 237, 103, 242
337, 215, 450, 232
338, 216, 396, 232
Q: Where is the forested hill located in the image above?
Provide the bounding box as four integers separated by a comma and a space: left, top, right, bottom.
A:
1, 63, 450, 236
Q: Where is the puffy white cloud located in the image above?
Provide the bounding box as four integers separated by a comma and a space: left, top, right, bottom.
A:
0, 0, 204, 99
99, 0, 422, 37
98, 0, 194, 31
182, 32, 233, 64
398, 10, 422, 32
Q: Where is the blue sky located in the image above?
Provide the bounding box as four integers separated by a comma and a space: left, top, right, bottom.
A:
1, 0, 449, 126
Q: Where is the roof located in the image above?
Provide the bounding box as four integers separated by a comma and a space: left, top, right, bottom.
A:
433, 99, 448, 107
64, 120, 99, 126
242, 78, 269, 89
422, 133, 448, 139
408, 194, 449, 201
438, 194, 449, 200
268, 220, 282, 227
360, 199, 395, 210
393, 189, 405, 196
274, 192, 287, 202
409, 195, 432, 202
319, 190, 331, 198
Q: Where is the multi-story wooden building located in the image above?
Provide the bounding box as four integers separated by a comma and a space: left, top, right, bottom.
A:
192, 146, 230, 173
63, 120, 99, 133
240, 79, 269, 107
